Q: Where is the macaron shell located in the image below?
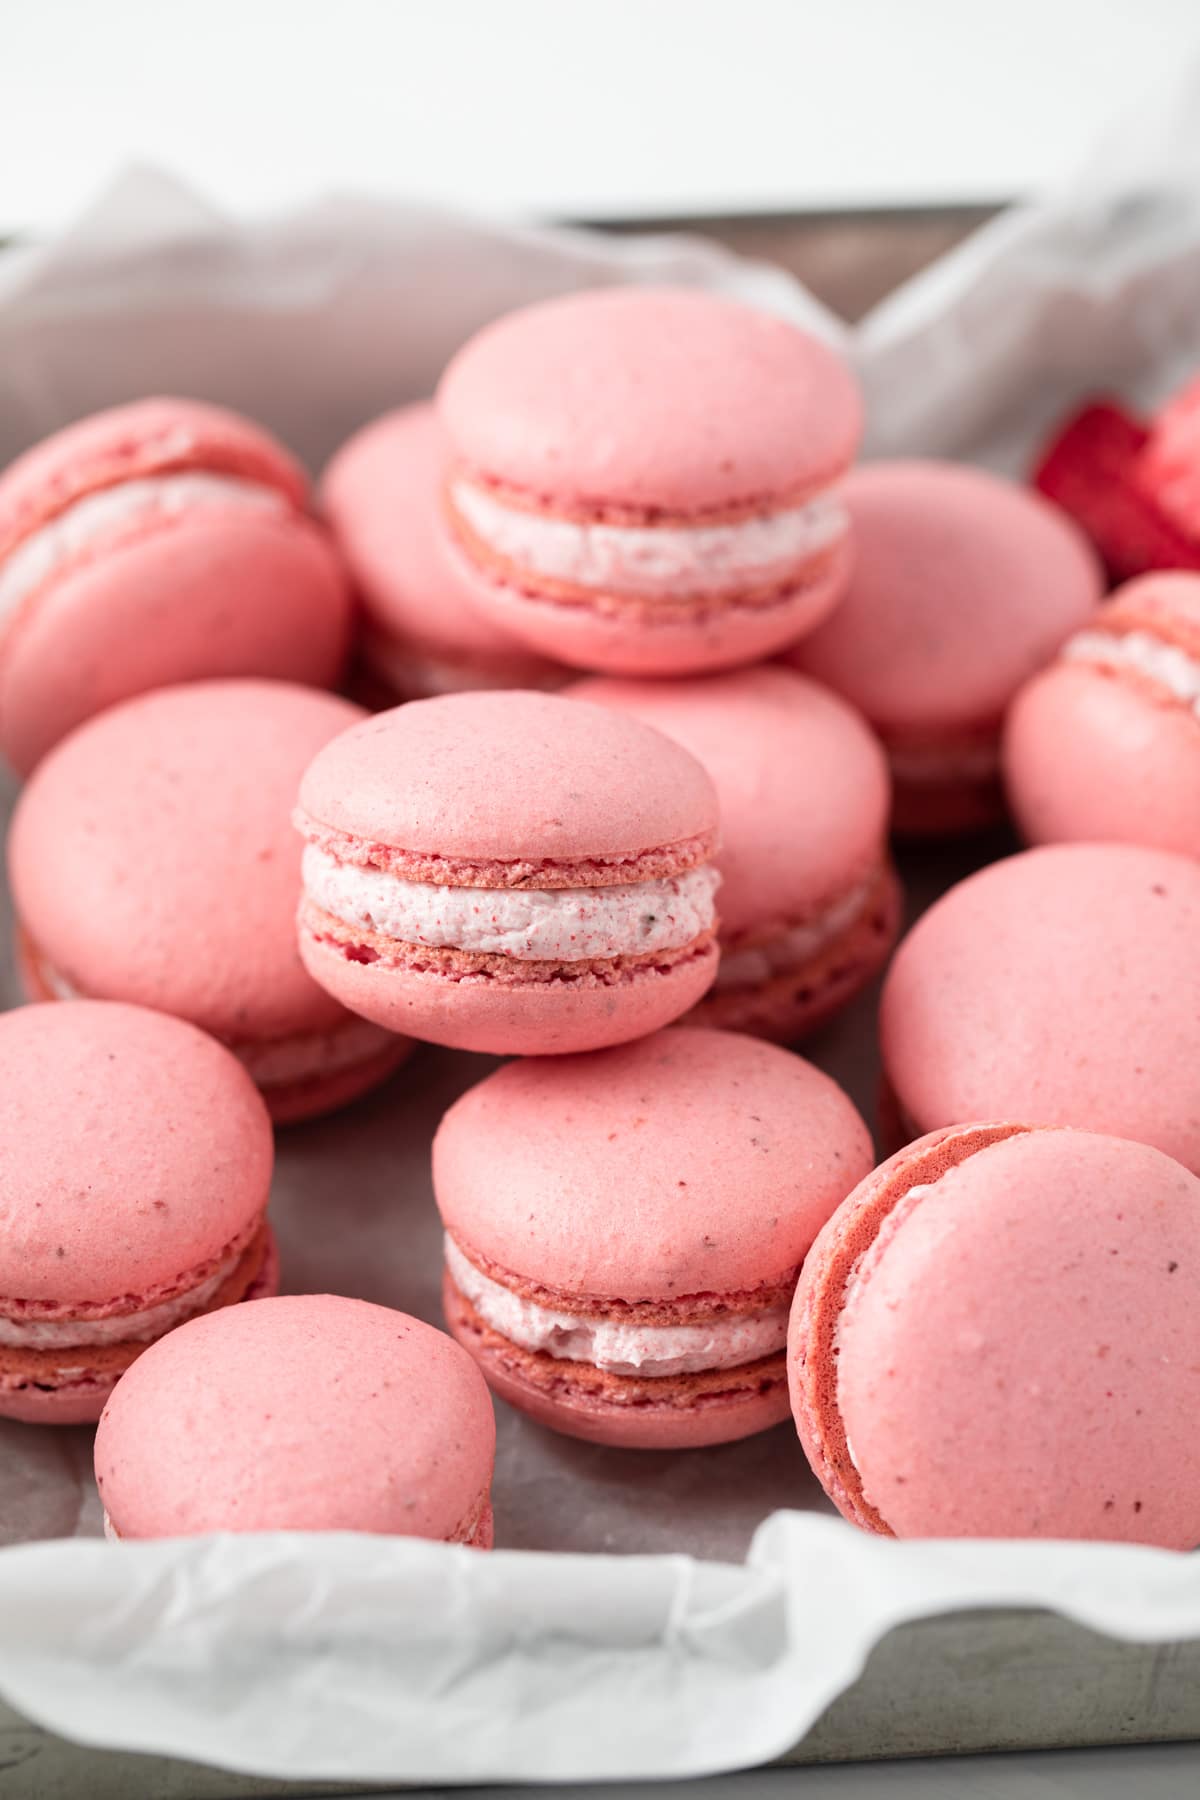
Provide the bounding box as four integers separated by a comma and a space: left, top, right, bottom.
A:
438, 287, 862, 513
94, 1294, 495, 1539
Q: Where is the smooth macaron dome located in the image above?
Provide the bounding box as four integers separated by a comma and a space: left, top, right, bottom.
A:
321, 402, 565, 701
434, 1027, 874, 1449
789, 460, 1104, 835
294, 690, 722, 1054
436, 287, 862, 677
9, 680, 410, 1124
789, 1122, 1200, 1545
0, 1002, 276, 1426
574, 666, 899, 1042
880, 842, 1200, 1173
0, 397, 352, 773
95, 1295, 495, 1543
1005, 572, 1200, 859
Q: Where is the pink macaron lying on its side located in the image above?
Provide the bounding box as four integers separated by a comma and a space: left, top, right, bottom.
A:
0, 1002, 276, 1426
574, 666, 899, 1042
788, 460, 1104, 835
1005, 572, 1200, 859
321, 402, 565, 703
434, 1027, 873, 1449
0, 398, 353, 773
437, 287, 861, 677
95, 1295, 495, 1543
294, 690, 721, 1054
9, 680, 411, 1123
880, 843, 1200, 1172
790, 1122, 1200, 1545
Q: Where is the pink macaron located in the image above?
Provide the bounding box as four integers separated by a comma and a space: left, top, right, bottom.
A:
434, 1027, 873, 1449
9, 680, 411, 1124
573, 666, 900, 1042
0, 1001, 276, 1426
294, 690, 721, 1054
95, 1295, 495, 1543
321, 402, 565, 702
788, 460, 1104, 835
790, 1121, 1200, 1545
437, 287, 861, 676
1005, 572, 1200, 859
0, 398, 352, 773
880, 842, 1200, 1172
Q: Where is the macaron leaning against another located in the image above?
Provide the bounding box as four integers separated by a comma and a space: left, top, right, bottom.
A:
0, 398, 353, 774
434, 1027, 874, 1449
437, 287, 861, 676
790, 1122, 1200, 1546
1005, 572, 1200, 859
9, 680, 411, 1124
574, 666, 899, 1042
95, 1295, 495, 1544
321, 402, 565, 703
294, 690, 722, 1054
0, 1002, 276, 1427
788, 460, 1104, 835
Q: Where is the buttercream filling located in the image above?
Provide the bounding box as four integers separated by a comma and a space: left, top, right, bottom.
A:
302, 845, 719, 961
713, 879, 875, 992
361, 625, 564, 699
886, 737, 1001, 784
445, 1237, 789, 1377
0, 472, 289, 621
1061, 627, 1200, 713
0, 1247, 243, 1349
450, 478, 848, 600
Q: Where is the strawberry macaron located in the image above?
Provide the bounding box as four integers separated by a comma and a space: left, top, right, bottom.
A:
1005, 572, 1200, 859
95, 1295, 495, 1543
574, 666, 899, 1042
790, 1122, 1200, 1545
0, 398, 352, 773
880, 843, 1200, 1173
434, 1027, 873, 1449
437, 287, 861, 676
321, 403, 565, 703
9, 680, 410, 1123
295, 690, 721, 1054
788, 460, 1103, 835
0, 1002, 276, 1426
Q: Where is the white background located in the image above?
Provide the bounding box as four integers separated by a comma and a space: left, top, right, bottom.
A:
3, 0, 1200, 232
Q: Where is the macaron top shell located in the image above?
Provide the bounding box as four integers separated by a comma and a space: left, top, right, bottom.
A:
298, 691, 718, 864
10, 680, 364, 1042
880, 843, 1200, 1168
794, 460, 1103, 731
434, 1027, 874, 1298
438, 287, 862, 515
572, 667, 889, 936
0, 1002, 272, 1304
94, 1295, 496, 1538
1093, 568, 1200, 647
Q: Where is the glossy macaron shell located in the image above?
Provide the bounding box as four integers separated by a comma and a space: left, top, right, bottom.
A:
95, 1295, 496, 1540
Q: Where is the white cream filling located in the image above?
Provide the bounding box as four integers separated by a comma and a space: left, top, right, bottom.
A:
445, 1237, 788, 1378
302, 845, 719, 961
0, 473, 289, 621
1062, 628, 1200, 716
714, 879, 874, 992
450, 477, 848, 600
361, 625, 564, 699
0, 1248, 242, 1349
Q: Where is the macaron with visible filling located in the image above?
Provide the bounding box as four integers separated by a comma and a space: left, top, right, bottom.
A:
95, 1295, 495, 1543
880, 843, 1200, 1172
790, 1122, 1200, 1545
574, 666, 899, 1042
0, 398, 353, 773
434, 1027, 874, 1449
9, 680, 410, 1123
295, 690, 721, 1054
321, 402, 565, 702
788, 460, 1103, 835
0, 1002, 276, 1426
437, 287, 861, 676
1005, 572, 1200, 859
